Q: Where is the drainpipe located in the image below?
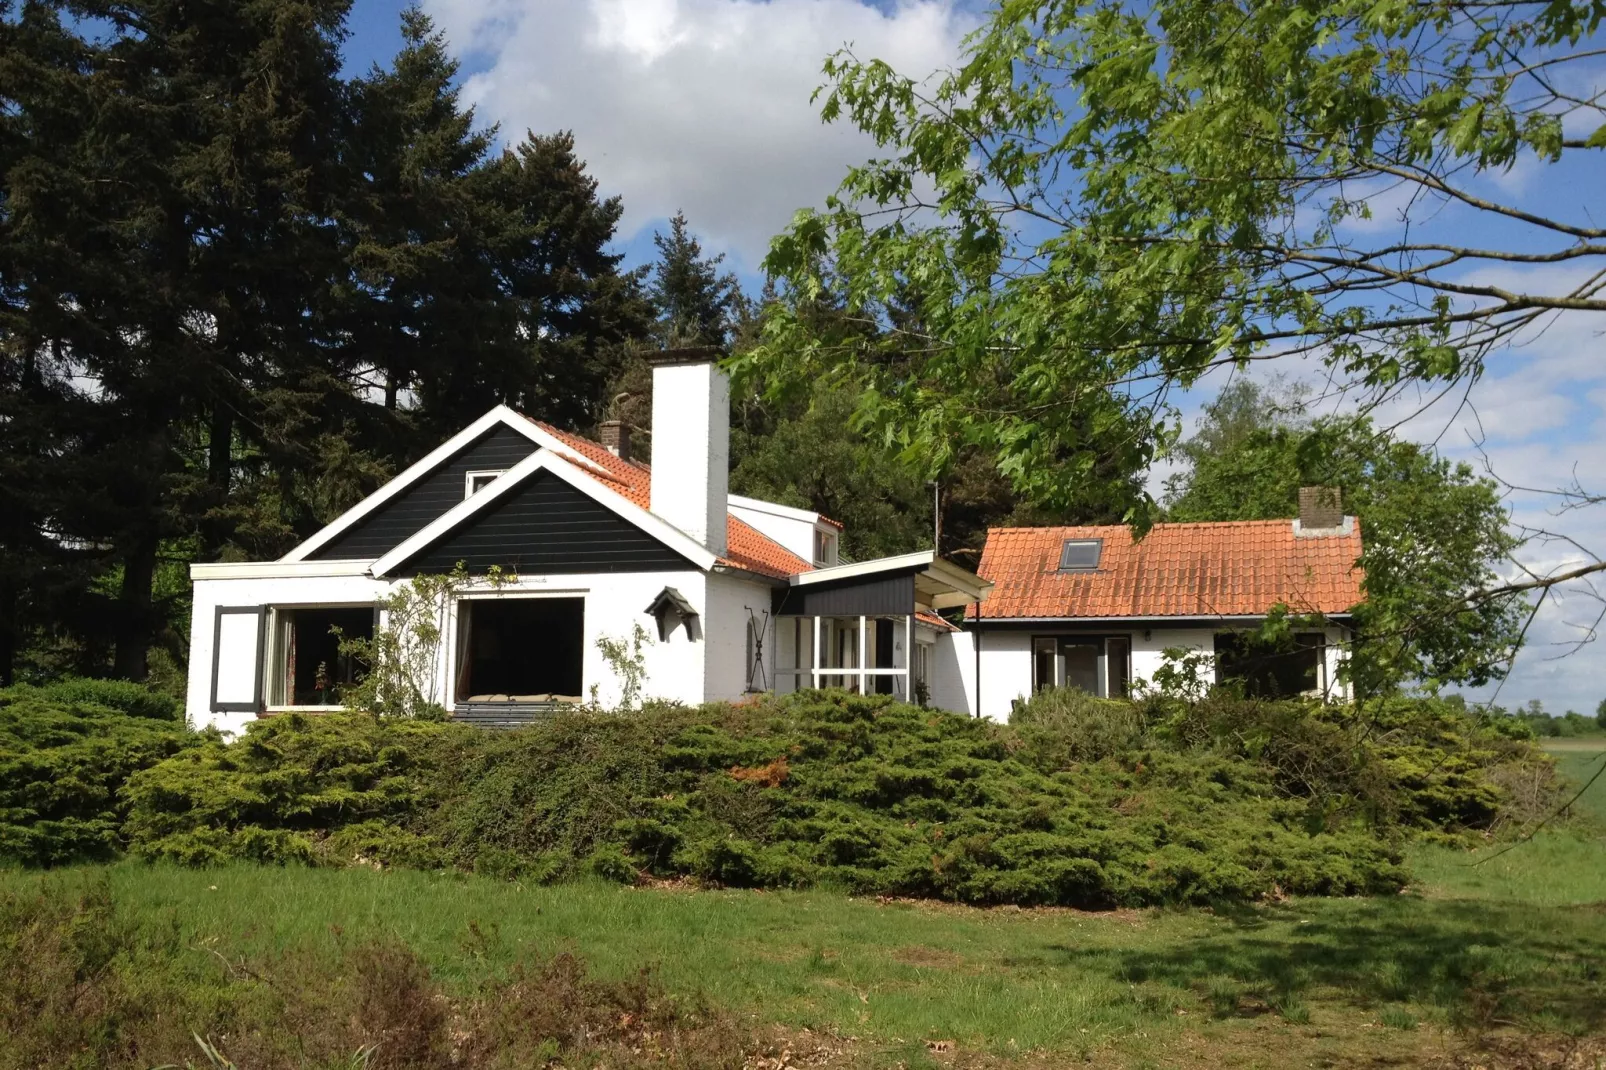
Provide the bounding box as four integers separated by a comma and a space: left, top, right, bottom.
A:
972, 602, 982, 719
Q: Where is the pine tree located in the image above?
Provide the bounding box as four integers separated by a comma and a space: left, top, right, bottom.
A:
648, 211, 742, 348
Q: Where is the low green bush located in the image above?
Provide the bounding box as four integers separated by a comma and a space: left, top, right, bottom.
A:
123, 712, 469, 867
22, 677, 182, 721
13, 685, 1554, 908
1152, 691, 1557, 836
0, 685, 195, 866
124, 693, 1423, 906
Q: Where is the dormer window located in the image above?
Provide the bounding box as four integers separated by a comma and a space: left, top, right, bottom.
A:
465, 471, 505, 498
813, 529, 837, 566
1058, 538, 1102, 571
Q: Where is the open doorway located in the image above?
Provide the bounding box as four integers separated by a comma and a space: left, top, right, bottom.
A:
454, 597, 585, 703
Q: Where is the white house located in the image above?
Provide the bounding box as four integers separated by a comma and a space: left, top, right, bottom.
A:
186, 349, 992, 734
947, 492, 1364, 720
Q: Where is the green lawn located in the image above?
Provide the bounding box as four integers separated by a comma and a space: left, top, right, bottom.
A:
4, 738, 1602, 1069
5, 851, 1603, 1069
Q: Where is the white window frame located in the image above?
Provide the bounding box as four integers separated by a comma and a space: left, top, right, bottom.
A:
464, 469, 507, 499
813, 528, 837, 566
264, 602, 380, 713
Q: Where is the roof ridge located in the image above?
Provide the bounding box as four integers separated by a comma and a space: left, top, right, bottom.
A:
989, 517, 1339, 535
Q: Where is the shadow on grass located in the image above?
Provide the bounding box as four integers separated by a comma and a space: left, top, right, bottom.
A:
1050, 897, 1606, 1033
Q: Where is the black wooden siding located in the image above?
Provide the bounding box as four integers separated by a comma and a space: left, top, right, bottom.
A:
311, 424, 538, 560
398, 470, 697, 575
772, 572, 916, 617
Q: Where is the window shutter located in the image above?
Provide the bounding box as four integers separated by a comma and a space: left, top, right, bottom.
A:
211, 606, 266, 713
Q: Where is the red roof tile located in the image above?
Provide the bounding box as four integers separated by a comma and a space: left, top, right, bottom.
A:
976, 520, 1364, 620
527, 419, 811, 581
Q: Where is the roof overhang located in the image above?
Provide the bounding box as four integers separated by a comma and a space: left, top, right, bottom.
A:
969, 611, 1356, 628
191, 560, 375, 581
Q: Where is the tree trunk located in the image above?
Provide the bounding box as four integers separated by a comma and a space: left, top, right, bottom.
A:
0, 577, 16, 688
113, 536, 157, 681
208, 403, 233, 493
200, 403, 234, 557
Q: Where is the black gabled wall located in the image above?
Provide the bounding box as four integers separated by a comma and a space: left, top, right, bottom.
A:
398, 470, 697, 575
310, 423, 538, 560
772, 572, 917, 617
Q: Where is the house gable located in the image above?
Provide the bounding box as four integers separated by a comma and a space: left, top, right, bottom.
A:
308, 423, 538, 561
393, 468, 700, 576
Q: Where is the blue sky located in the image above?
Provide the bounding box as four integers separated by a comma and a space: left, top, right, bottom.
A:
339, 1, 1605, 714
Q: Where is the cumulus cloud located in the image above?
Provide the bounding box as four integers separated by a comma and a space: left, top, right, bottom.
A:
422, 0, 972, 268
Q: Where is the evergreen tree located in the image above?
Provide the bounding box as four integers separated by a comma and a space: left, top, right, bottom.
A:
0, 1, 651, 683
648, 211, 741, 348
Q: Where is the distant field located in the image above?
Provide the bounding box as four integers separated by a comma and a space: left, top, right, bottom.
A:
1545, 736, 1606, 822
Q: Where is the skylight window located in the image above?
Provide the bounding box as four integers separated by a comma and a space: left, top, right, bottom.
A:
1058, 538, 1103, 571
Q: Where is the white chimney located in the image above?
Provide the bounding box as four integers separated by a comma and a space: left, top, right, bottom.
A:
649, 349, 728, 556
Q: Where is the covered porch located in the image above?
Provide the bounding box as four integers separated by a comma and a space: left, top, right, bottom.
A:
770, 551, 991, 702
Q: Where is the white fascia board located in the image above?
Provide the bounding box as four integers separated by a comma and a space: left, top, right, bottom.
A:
191, 560, 374, 580
788, 550, 937, 587
728, 495, 821, 526
281, 406, 546, 563
370, 450, 718, 578
787, 550, 992, 608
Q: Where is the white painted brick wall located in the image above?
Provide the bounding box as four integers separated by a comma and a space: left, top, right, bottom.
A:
701, 572, 776, 702
188, 568, 713, 734
649, 360, 729, 555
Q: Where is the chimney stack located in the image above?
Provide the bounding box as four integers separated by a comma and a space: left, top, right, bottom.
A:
648, 347, 728, 555
1297, 486, 1344, 533
599, 420, 631, 461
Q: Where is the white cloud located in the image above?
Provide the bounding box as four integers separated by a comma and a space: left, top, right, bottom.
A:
422, 0, 972, 268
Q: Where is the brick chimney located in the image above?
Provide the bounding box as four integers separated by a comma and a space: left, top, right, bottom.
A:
599, 420, 631, 461
1297, 486, 1344, 533
648, 347, 728, 556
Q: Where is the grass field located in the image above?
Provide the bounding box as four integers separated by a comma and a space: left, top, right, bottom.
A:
4, 739, 1603, 1069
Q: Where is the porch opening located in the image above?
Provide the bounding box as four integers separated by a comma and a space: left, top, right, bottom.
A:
268, 606, 375, 708
1214, 631, 1324, 697
454, 597, 585, 703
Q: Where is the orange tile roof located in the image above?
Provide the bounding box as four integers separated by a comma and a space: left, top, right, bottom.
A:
527, 419, 811, 581
976, 520, 1364, 620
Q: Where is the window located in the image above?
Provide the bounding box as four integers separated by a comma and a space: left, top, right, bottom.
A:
465, 470, 506, 498
1063, 641, 1101, 693
1058, 539, 1103, 570
1033, 637, 1060, 692
813, 529, 837, 566
1106, 636, 1131, 698
454, 597, 585, 703
1215, 631, 1325, 697
1031, 635, 1132, 697
268, 606, 375, 708
913, 642, 931, 689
